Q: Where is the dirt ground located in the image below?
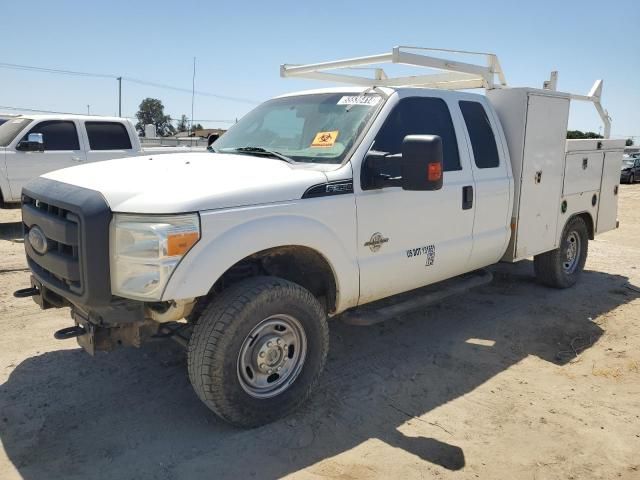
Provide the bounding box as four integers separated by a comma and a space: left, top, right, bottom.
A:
1, 187, 639, 480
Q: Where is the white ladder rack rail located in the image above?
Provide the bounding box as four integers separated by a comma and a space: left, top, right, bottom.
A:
280, 46, 508, 91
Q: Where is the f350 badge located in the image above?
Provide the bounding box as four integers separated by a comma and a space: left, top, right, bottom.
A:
364, 232, 389, 252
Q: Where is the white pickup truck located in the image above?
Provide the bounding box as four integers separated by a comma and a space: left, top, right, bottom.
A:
0, 114, 195, 206
14, 48, 624, 427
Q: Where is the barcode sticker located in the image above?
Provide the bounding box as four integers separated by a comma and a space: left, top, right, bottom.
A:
337, 96, 381, 106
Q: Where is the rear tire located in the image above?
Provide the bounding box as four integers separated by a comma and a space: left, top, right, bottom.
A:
187, 276, 329, 428
533, 216, 589, 289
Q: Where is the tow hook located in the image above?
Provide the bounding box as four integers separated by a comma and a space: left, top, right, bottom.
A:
13, 286, 40, 298
54, 326, 87, 340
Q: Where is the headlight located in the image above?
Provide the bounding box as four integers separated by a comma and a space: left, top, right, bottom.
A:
110, 213, 200, 301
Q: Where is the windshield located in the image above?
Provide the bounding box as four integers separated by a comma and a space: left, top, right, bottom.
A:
212, 93, 383, 164
0, 118, 32, 147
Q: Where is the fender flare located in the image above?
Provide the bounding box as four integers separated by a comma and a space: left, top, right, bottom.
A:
162, 213, 360, 312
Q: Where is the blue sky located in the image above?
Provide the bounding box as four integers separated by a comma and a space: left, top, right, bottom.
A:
1, 0, 638, 140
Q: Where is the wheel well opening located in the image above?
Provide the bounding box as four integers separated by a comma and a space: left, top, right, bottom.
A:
211, 246, 338, 313
574, 212, 595, 240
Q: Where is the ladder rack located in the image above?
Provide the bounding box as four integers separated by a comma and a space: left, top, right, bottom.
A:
280, 46, 612, 138
280, 46, 508, 90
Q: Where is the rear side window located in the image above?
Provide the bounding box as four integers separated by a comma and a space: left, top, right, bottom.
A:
24, 121, 80, 151
85, 122, 132, 150
374, 97, 461, 171
459, 101, 500, 169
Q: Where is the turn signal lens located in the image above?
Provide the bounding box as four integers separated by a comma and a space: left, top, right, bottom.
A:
167, 231, 199, 256
428, 162, 442, 181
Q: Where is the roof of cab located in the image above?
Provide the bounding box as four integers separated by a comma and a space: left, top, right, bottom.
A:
274, 85, 486, 101
11, 114, 130, 122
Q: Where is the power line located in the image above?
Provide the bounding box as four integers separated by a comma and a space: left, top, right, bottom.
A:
0, 105, 235, 123
122, 77, 259, 104
0, 62, 115, 79
0, 61, 260, 104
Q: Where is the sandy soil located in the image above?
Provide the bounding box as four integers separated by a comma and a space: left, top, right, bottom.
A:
0, 188, 639, 480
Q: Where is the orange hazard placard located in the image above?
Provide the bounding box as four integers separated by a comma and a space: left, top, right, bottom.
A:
311, 131, 339, 148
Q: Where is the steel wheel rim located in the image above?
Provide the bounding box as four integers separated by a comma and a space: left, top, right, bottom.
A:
237, 314, 307, 399
563, 231, 581, 274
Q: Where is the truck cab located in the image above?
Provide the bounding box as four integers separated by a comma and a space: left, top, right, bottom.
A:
0, 115, 195, 206
14, 47, 623, 427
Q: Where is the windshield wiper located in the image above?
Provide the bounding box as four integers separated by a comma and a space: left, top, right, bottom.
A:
226, 146, 294, 164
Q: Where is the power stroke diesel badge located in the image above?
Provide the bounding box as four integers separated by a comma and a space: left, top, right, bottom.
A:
364, 232, 389, 252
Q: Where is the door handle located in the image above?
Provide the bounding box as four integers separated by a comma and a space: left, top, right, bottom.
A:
462, 185, 473, 210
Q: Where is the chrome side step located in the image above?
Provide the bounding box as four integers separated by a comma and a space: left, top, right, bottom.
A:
339, 269, 493, 326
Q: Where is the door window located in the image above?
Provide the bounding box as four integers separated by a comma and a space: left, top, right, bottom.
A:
372, 97, 461, 172
24, 121, 79, 151
85, 122, 133, 150
459, 101, 500, 169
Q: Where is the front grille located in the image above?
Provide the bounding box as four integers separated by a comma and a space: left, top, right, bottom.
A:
21, 177, 113, 307
22, 195, 83, 295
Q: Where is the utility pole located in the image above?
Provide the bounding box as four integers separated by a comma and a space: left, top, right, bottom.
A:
190, 57, 196, 140
117, 77, 122, 117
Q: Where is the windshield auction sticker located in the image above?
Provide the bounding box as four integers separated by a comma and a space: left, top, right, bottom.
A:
337, 96, 381, 106
311, 131, 339, 148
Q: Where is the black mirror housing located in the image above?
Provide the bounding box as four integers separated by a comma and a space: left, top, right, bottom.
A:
400, 135, 443, 191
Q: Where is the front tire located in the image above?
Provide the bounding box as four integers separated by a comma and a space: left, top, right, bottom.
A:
187, 276, 329, 427
533, 216, 589, 288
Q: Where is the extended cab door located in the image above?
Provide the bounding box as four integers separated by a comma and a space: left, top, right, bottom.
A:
355, 94, 476, 305
5, 119, 85, 198
456, 99, 512, 270
82, 121, 136, 163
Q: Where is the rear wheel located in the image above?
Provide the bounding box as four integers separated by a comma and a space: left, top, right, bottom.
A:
533, 216, 589, 288
187, 276, 329, 427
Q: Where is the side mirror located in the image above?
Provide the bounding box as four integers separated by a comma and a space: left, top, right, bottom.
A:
401, 135, 443, 191
17, 133, 44, 152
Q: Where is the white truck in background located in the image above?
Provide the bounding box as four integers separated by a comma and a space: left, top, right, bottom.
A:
0, 115, 197, 207
14, 47, 624, 427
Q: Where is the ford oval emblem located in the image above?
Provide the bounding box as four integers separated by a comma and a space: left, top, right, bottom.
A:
28, 226, 48, 255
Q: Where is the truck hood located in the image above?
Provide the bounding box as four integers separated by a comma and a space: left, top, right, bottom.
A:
42, 153, 329, 213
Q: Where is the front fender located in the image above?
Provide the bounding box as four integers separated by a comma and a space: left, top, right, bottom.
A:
162, 200, 360, 312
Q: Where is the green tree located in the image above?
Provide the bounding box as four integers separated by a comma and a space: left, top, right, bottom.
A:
567, 130, 603, 139
625, 138, 634, 147
176, 114, 203, 134
176, 114, 189, 133
135, 98, 175, 136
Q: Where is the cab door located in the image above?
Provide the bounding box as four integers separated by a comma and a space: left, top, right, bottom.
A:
456, 99, 512, 270
355, 94, 476, 305
6, 120, 85, 195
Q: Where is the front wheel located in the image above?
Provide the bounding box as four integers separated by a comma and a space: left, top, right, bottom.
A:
533, 216, 589, 288
187, 276, 329, 427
